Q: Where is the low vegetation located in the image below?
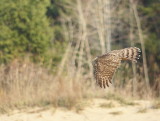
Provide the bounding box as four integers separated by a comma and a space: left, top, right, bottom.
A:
0, 59, 83, 113
151, 100, 160, 109
137, 108, 147, 113
99, 102, 115, 108
102, 93, 138, 106
109, 111, 123, 115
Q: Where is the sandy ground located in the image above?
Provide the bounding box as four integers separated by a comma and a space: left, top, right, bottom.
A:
1, 98, 160, 121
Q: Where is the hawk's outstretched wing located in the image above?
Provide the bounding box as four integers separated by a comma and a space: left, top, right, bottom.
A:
92, 47, 141, 88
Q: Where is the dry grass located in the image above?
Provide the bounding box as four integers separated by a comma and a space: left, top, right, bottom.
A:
74, 100, 91, 113
0, 59, 158, 114
99, 102, 115, 108
109, 111, 123, 115
137, 108, 147, 113
102, 93, 138, 106
151, 100, 160, 109
0, 59, 84, 113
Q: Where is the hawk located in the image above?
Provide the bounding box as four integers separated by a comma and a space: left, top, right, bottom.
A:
92, 47, 141, 88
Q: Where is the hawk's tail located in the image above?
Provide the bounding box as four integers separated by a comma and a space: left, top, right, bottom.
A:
119, 47, 141, 62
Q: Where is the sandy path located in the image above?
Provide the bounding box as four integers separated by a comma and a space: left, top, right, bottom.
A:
1, 99, 160, 121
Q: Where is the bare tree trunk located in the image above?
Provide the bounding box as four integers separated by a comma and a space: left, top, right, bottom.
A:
76, 0, 93, 83
105, 0, 111, 52
56, 20, 73, 78
131, 0, 150, 91
96, 0, 106, 54
75, 0, 85, 81
129, 0, 137, 97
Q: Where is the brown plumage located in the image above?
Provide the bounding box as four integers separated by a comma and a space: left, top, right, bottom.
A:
92, 47, 141, 88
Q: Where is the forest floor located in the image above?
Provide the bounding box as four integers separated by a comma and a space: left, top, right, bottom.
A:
1, 98, 160, 121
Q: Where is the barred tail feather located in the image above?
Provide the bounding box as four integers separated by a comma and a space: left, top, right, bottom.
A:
119, 47, 141, 62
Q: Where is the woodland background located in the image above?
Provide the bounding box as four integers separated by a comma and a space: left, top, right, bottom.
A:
0, 0, 160, 112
